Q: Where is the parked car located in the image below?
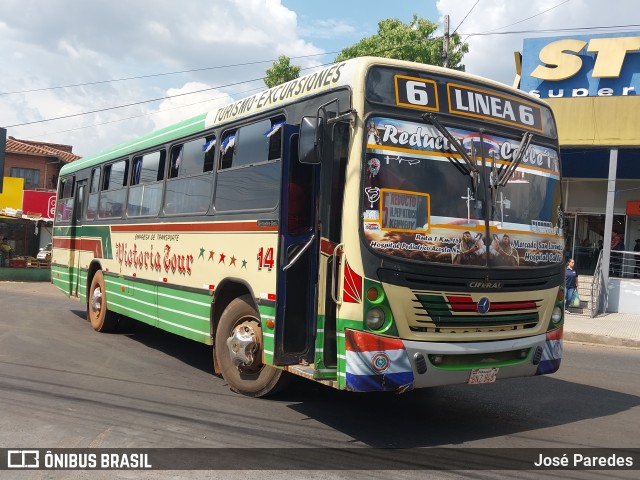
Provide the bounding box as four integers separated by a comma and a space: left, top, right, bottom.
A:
37, 243, 52, 262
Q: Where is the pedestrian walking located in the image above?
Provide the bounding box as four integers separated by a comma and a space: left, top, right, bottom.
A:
565, 258, 578, 313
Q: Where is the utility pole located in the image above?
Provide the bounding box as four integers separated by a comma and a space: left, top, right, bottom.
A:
443, 14, 450, 68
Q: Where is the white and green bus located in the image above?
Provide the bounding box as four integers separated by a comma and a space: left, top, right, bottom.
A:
52, 57, 565, 397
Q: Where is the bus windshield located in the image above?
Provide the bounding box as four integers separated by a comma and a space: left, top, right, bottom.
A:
362, 116, 564, 268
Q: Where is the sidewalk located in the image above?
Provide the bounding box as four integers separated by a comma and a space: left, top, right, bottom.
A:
564, 311, 640, 348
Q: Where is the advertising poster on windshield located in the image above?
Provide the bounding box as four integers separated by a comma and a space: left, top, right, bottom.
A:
380, 189, 430, 233
362, 116, 564, 267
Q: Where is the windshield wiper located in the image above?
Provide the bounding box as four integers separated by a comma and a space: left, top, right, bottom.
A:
496, 131, 533, 187
487, 131, 533, 223
422, 113, 480, 199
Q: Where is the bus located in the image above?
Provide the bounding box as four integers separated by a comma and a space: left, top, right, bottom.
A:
52, 56, 565, 397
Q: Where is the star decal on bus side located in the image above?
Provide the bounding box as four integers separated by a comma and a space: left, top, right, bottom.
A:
208, 250, 215, 261
219, 253, 226, 264
241, 259, 247, 269
230, 256, 237, 266
198, 247, 205, 260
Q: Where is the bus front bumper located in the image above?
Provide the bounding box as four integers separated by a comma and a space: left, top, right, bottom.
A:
344, 328, 563, 392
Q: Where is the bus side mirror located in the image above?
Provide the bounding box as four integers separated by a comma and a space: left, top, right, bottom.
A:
299, 116, 321, 164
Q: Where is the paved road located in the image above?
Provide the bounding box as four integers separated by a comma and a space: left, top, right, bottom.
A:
1, 282, 639, 479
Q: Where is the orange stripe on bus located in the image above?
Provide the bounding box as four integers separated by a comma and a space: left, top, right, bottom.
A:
111, 221, 277, 233
52, 238, 103, 257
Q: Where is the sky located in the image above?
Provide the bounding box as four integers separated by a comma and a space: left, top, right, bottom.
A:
2, 0, 640, 157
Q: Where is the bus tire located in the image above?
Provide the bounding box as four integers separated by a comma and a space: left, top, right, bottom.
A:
215, 295, 286, 397
87, 270, 117, 333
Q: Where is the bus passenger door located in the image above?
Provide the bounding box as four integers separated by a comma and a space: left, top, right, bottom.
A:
318, 122, 349, 369
71, 181, 87, 297
54, 175, 77, 297
273, 125, 319, 365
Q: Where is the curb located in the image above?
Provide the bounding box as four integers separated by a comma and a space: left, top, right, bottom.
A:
564, 332, 640, 348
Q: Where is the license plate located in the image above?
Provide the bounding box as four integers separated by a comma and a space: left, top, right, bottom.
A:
468, 367, 499, 384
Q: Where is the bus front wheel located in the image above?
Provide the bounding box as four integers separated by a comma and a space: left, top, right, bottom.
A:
87, 270, 117, 332
215, 295, 286, 397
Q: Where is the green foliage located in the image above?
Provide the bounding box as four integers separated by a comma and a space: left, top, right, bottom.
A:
264, 55, 301, 88
335, 15, 468, 70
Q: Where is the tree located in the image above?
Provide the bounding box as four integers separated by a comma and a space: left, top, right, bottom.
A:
335, 15, 468, 70
264, 55, 300, 88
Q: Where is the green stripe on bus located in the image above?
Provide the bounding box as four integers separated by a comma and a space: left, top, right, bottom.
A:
103, 276, 212, 344
259, 304, 276, 364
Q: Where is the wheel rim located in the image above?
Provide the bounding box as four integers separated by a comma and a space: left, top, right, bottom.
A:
90, 285, 103, 319
226, 318, 263, 373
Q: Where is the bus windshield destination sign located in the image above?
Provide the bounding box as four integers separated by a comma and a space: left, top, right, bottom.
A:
447, 84, 544, 133
394, 75, 439, 111
391, 73, 544, 133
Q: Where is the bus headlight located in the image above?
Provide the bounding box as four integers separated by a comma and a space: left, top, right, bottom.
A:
551, 306, 563, 324
365, 307, 385, 330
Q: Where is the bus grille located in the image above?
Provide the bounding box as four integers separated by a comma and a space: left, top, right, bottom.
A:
409, 291, 541, 332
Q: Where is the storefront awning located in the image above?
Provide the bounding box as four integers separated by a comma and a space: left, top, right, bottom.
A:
546, 96, 640, 147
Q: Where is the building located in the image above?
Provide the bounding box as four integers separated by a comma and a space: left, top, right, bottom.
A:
0, 137, 81, 262
517, 31, 640, 313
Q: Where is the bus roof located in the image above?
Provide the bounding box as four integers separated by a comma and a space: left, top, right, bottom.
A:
61, 113, 208, 174
61, 56, 548, 175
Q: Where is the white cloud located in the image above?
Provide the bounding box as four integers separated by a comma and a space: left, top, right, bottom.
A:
0, 0, 321, 156
437, 0, 640, 86
8, 0, 637, 158
151, 82, 234, 131
298, 19, 358, 39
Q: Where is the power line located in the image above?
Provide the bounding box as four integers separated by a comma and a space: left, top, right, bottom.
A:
26, 85, 268, 140
4, 77, 266, 128
450, 20, 640, 60
471, 0, 571, 36
452, 0, 480, 35
4, 42, 417, 130
0, 51, 340, 97
7, 21, 640, 131
455, 0, 571, 58
6, 5, 617, 102
0, 62, 270, 97
462, 23, 640, 36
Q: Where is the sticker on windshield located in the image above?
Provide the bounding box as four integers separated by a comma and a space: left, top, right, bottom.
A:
380, 189, 430, 233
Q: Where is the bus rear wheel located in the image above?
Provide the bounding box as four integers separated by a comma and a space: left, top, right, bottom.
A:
87, 270, 117, 332
215, 295, 286, 397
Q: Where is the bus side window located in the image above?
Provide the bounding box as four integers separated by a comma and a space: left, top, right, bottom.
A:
267, 119, 284, 160
86, 167, 100, 221
98, 159, 128, 219
164, 136, 215, 215
218, 117, 283, 171
219, 132, 236, 170
127, 150, 165, 217
214, 117, 282, 213
55, 176, 75, 223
